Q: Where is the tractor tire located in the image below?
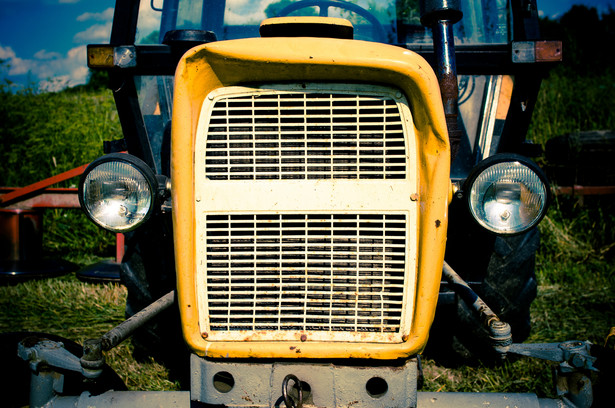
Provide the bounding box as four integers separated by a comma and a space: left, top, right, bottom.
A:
426, 227, 539, 365
0, 332, 126, 408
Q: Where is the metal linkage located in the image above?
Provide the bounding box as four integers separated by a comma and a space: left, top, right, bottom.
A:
441, 261, 512, 356
100, 290, 175, 351
18, 290, 179, 407
509, 341, 597, 372
78, 290, 176, 377
442, 261, 599, 407
508, 341, 597, 408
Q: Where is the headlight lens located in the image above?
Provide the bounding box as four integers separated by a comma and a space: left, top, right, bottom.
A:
79, 154, 156, 232
467, 157, 549, 234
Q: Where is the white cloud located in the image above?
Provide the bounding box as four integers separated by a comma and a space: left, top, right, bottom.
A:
1, 45, 35, 76
77, 7, 114, 22
39, 76, 71, 92
34, 49, 62, 60
73, 22, 112, 43
1, 43, 89, 91
0, 45, 17, 60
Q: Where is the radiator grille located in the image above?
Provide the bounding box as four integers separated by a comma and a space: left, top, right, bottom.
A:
203, 213, 407, 336
204, 91, 407, 180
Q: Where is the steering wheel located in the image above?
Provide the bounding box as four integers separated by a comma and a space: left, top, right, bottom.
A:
277, 0, 386, 42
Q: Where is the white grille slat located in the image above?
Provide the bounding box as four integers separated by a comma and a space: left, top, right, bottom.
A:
204, 213, 406, 334
205, 91, 407, 180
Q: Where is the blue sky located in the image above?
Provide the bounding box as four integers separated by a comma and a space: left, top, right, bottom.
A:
1, 0, 614, 91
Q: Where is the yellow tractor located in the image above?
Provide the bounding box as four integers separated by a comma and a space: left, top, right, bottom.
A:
8, 1, 610, 407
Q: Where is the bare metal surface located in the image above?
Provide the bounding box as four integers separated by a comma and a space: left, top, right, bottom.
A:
191, 355, 418, 408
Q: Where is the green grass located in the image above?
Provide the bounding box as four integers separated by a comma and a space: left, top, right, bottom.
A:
1, 68, 614, 397
0, 275, 180, 391
0, 88, 120, 264
528, 68, 615, 146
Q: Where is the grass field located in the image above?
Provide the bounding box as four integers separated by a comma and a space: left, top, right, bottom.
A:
1, 66, 614, 399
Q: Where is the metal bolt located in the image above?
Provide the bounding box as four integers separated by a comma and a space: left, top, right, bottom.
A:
300, 334, 307, 342
570, 353, 586, 368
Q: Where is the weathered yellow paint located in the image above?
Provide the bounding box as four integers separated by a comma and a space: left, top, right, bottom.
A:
171, 37, 450, 360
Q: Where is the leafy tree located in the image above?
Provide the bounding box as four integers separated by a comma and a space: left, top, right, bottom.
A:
540, 6, 615, 74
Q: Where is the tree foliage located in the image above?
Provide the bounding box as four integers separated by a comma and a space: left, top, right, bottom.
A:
540, 5, 615, 74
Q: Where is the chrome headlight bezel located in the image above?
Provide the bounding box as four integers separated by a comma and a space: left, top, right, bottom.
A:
78, 153, 158, 233
463, 154, 550, 235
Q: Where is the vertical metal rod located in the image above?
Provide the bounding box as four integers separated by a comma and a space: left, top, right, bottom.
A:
432, 19, 463, 160
432, 20, 458, 117
420, 0, 464, 160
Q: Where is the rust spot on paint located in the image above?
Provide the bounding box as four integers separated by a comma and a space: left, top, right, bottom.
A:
290, 346, 296, 350
435, 219, 441, 228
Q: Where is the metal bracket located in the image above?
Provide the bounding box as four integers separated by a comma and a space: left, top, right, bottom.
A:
18, 338, 102, 379
508, 341, 598, 372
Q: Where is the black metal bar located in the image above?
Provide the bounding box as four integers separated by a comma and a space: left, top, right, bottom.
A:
95, 43, 555, 77
110, 73, 159, 173
110, 0, 140, 45
511, 0, 541, 41
100, 290, 175, 351
498, 72, 544, 153
159, 0, 179, 43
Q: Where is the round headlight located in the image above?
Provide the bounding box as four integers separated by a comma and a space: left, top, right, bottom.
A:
79, 154, 157, 232
465, 155, 549, 235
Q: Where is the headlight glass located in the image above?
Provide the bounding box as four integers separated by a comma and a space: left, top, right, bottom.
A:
469, 161, 548, 234
81, 158, 155, 232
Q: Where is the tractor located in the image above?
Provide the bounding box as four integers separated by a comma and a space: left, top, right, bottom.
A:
5, 0, 612, 407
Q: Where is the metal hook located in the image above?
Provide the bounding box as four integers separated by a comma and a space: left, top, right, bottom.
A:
282, 374, 303, 408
